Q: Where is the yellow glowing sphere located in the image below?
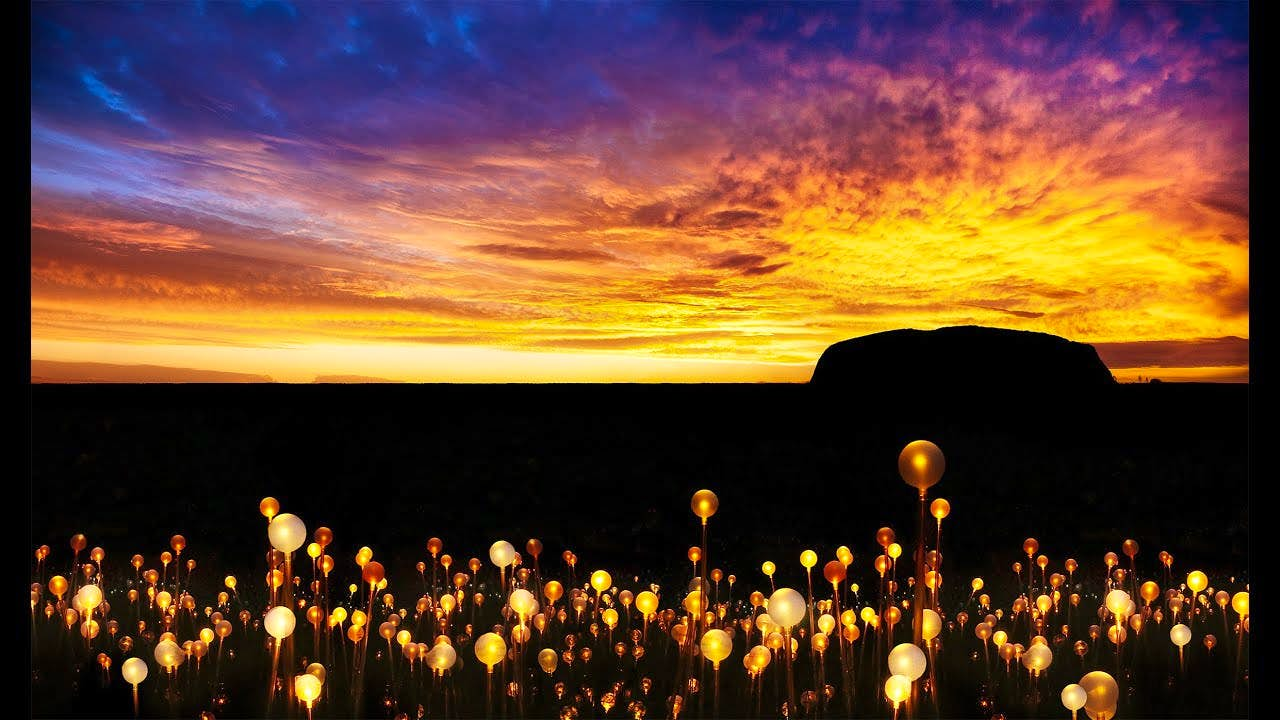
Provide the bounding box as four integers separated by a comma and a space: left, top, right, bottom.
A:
295, 673, 322, 706
885, 674, 912, 705
700, 628, 732, 665
199, 627, 215, 644
922, 609, 942, 640
259, 497, 279, 520
683, 591, 705, 615
762, 561, 776, 577
1036, 595, 1052, 615
898, 440, 945, 491
833, 546, 852, 567
1186, 571, 1208, 594
306, 542, 321, 559
538, 647, 558, 674
800, 550, 818, 569
992, 630, 1008, 648
1232, 591, 1249, 617
691, 489, 719, 520
590, 570, 612, 594
602, 608, 619, 629
224, 575, 237, 590
49, 576, 68, 598
1080, 670, 1119, 719
930, 498, 951, 520
474, 631, 508, 670
971, 578, 984, 592
887, 543, 902, 560
636, 590, 659, 616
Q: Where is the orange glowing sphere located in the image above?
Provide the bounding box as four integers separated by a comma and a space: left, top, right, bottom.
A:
898, 440, 945, 491
836, 546, 854, 566
49, 575, 68, 598
687, 547, 701, 563
874, 556, 890, 576
1122, 539, 1139, 558
543, 580, 564, 604
313, 527, 333, 547
876, 528, 895, 548
525, 539, 542, 558
1065, 559, 1078, 574
1036, 555, 1048, 569
691, 489, 719, 520
259, 497, 279, 520
363, 561, 386, 586
1023, 538, 1039, 557
824, 561, 846, 585
930, 498, 951, 520
426, 537, 443, 556
170, 535, 186, 553
70, 534, 87, 552
1104, 552, 1118, 568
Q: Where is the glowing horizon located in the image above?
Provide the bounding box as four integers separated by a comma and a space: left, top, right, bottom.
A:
31, 2, 1249, 382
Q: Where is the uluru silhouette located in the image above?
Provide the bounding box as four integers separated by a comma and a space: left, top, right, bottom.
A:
810, 325, 1115, 391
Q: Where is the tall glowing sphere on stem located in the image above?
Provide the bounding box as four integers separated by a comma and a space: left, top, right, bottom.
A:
121, 657, 148, 686
474, 631, 507, 670
265, 606, 297, 639
767, 588, 806, 629
636, 591, 659, 617
268, 513, 307, 553
700, 629, 732, 667
898, 441, 945, 492
1232, 591, 1249, 617
259, 497, 279, 520
691, 490, 719, 521
887, 642, 927, 680
1079, 671, 1118, 720
800, 550, 818, 569
1022, 644, 1053, 674
489, 541, 515, 569
930, 499, 950, 520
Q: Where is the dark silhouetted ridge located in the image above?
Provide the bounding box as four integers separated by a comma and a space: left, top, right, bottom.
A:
810, 326, 1115, 392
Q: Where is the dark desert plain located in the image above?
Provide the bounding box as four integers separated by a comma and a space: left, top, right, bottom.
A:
28, 327, 1250, 719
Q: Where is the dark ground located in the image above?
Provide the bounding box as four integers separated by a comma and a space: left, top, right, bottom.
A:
28, 382, 1249, 717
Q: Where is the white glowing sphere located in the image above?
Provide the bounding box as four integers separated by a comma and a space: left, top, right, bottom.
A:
887, 642, 927, 681
268, 513, 307, 553
767, 588, 806, 629
1170, 623, 1192, 647
121, 656, 148, 685
489, 541, 515, 569
265, 606, 297, 640
1061, 683, 1087, 711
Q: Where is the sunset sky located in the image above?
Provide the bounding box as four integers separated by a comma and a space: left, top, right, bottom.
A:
30, 1, 1249, 382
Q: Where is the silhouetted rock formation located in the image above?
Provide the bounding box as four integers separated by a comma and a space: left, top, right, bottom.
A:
810, 326, 1115, 391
